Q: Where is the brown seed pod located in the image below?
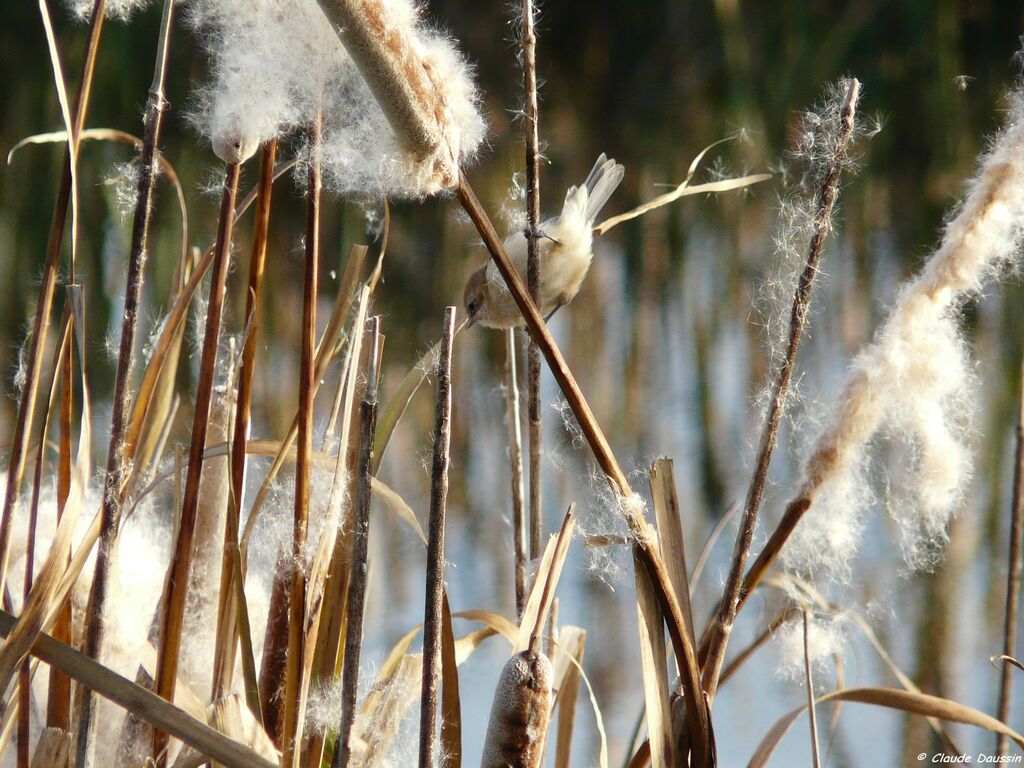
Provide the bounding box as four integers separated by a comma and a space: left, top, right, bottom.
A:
480, 649, 553, 768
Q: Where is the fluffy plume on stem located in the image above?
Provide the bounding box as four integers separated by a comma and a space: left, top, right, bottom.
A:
782, 83, 1024, 579
189, 0, 485, 196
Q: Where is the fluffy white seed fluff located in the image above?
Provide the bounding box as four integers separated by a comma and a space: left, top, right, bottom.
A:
785, 85, 1024, 577
189, 0, 485, 194
773, 612, 847, 682
65, 0, 153, 21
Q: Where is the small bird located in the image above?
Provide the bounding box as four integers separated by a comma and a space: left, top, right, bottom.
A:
463, 154, 625, 329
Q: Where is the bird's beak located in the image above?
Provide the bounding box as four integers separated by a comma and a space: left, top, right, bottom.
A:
466, 313, 477, 328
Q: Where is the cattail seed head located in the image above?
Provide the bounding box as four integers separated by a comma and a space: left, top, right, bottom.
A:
480, 649, 553, 768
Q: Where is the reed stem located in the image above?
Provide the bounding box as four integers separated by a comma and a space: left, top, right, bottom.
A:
152, 160, 241, 767
282, 117, 322, 768
521, 0, 543, 566
418, 307, 456, 768
330, 320, 381, 768
75, 3, 177, 764
211, 136, 277, 712
700, 79, 859, 702
504, 329, 527, 615
996, 360, 1024, 757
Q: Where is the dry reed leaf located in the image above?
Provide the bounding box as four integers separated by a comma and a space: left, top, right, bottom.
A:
0, 610, 277, 768
993, 655, 1024, 673
552, 626, 586, 768
453, 610, 518, 644
634, 546, 674, 768
559, 643, 609, 768
594, 136, 770, 236
370, 477, 426, 544
0, 288, 91, 697
8, 127, 189, 267
440, 593, 462, 767
208, 694, 279, 764
515, 509, 577, 653
747, 687, 1024, 768
31, 726, 71, 768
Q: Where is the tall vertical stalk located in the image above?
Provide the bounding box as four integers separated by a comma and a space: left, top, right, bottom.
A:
996, 360, 1024, 757
330, 321, 381, 768
418, 307, 456, 768
282, 116, 322, 768
505, 329, 526, 615
0, 0, 106, 598
521, 0, 543, 562
700, 79, 859, 702
211, 137, 277, 709
152, 160, 241, 767
74, 3, 177, 765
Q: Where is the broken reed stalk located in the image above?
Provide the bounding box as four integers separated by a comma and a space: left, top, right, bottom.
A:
75, 2, 177, 762
0, 0, 106, 599
456, 176, 712, 766
211, 137, 277, 709
282, 117, 322, 768
997, 360, 1024, 757
152, 161, 242, 767
418, 307, 456, 768
504, 329, 527, 615
330, 319, 381, 768
700, 78, 859, 702
521, 0, 543, 564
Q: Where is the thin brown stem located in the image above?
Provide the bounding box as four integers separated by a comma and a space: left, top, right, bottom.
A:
418, 307, 456, 768
521, 0, 543, 564
75, 4, 177, 763
700, 79, 859, 702
0, 0, 106, 600
504, 329, 526, 615
997, 360, 1024, 757
803, 609, 822, 768
152, 161, 241, 767
282, 117, 322, 768
211, 137, 277, 709
331, 320, 381, 768
456, 175, 712, 765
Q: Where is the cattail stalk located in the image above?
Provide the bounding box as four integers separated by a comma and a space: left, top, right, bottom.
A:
521, 0, 543, 564
282, 116, 323, 768
997, 360, 1024, 756
330, 320, 381, 768
0, 0, 106, 599
74, 4, 177, 764
418, 307, 456, 768
504, 330, 527, 615
700, 78, 859, 701
211, 137, 277, 711
152, 160, 241, 767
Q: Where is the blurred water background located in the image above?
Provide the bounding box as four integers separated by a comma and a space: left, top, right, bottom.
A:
3, 1, 1024, 765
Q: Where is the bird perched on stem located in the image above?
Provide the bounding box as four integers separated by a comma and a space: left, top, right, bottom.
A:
463, 154, 625, 328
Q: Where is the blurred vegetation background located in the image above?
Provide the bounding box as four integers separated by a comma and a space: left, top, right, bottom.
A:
3, 1, 1024, 764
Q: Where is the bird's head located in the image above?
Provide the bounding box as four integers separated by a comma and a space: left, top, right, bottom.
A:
463, 265, 488, 327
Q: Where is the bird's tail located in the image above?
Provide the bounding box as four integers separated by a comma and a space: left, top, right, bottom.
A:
562, 153, 625, 226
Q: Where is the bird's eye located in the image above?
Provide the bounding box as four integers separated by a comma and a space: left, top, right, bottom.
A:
468, 300, 478, 314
